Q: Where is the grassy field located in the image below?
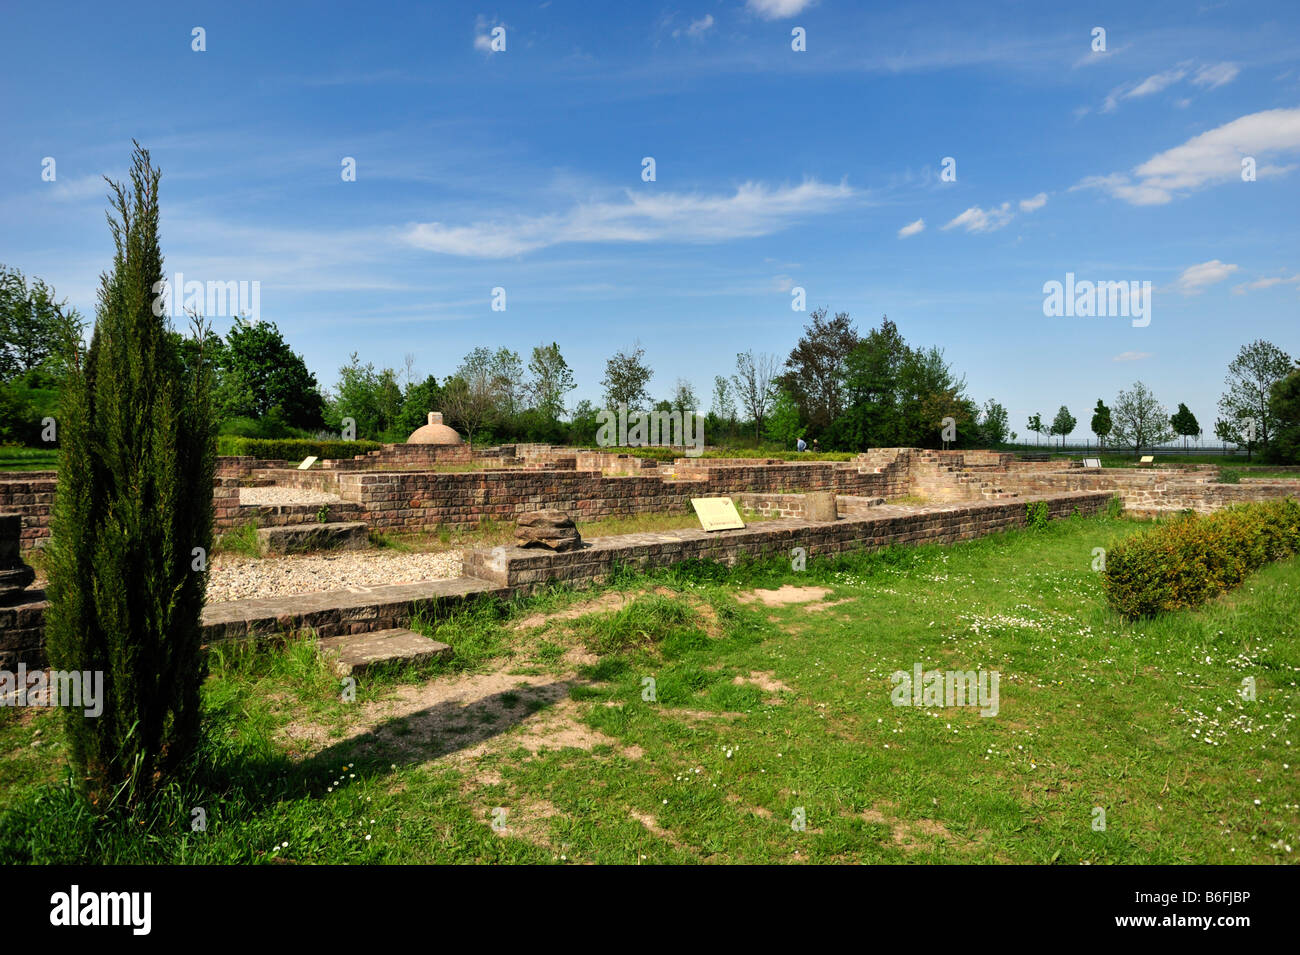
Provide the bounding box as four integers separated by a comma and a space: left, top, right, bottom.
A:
1, 512, 1296, 864
0, 446, 57, 471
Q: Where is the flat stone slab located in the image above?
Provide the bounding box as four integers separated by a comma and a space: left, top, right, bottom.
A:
318, 628, 451, 676
200, 576, 506, 643
257, 520, 368, 555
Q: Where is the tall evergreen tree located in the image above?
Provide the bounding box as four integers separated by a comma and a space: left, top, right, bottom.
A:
45, 144, 217, 804
1090, 399, 1112, 450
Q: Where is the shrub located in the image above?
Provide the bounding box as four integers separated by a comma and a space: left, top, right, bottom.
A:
1102, 499, 1300, 618
1025, 501, 1049, 530
1217, 467, 1241, 484
216, 436, 382, 460
45, 145, 217, 805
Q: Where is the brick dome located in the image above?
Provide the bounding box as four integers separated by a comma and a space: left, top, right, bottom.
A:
407, 412, 464, 445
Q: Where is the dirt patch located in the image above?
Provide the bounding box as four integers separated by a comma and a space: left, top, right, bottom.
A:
513, 591, 632, 631
630, 810, 688, 850
732, 670, 791, 693
278, 667, 618, 767
738, 585, 832, 607
489, 798, 562, 850
805, 598, 854, 613
854, 804, 973, 853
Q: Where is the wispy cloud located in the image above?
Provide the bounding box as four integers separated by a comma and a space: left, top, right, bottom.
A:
1098, 61, 1238, 113
473, 15, 505, 53
1233, 273, 1300, 294
942, 193, 1046, 234
897, 217, 925, 238
674, 15, 715, 39
746, 0, 816, 19
404, 179, 857, 257
1073, 108, 1300, 205
1018, 192, 1048, 213
1192, 62, 1239, 89
1112, 351, 1152, 362
1175, 259, 1238, 294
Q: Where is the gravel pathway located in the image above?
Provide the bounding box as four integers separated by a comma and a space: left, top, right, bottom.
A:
239, 486, 342, 506
208, 549, 463, 602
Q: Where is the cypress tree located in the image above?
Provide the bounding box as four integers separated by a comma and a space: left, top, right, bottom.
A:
45, 143, 217, 805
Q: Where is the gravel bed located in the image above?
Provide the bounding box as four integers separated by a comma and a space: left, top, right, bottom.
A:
239, 486, 342, 506
208, 549, 463, 602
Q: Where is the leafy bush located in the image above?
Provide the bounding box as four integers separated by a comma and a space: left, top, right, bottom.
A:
1102, 499, 1300, 618
1025, 501, 1049, 529
1217, 467, 1241, 484
217, 436, 382, 460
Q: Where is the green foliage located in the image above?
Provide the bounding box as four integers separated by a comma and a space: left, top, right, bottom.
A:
393, 375, 444, 436
978, 398, 1009, 445
527, 342, 575, 422
1049, 405, 1076, 447
1106, 495, 1125, 519
829, 315, 977, 450
1111, 381, 1174, 455
1, 264, 81, 381
1169, 402, 1200, 446
326, 354, 403, 440
216, 436, 381, 460
601, 343, 653, 412
1102, 499, 1300, 618
44, 144, 218, 806
217, 318, 324, 431
1217, 339, 1293, 451
1091, 398, 1112, 447
1216, 467, 1241, 484
1268, 367, 1300, 465
1025, 500, 1049, 530
764, 386, 802, 448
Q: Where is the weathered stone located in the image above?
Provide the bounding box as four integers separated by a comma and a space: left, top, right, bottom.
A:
318, 628, 452, 676
514, 509, 582, 551
804, 491, 839, 522
255, 521, 369, 555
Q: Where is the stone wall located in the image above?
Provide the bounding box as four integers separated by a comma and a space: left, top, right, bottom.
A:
0, 473, 56, 549
464, 491, 1113, 594
994, 469, 1298, 513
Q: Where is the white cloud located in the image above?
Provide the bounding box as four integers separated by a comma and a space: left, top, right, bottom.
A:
473, 15, 505, 52
676, 14, 715, 38
1018, 192, 1048, 213
1112, 351, 1152, 362
1073, 108, 1300, 205
1175, 259, 1238, 294
1128, 66, 1190, 98
897, 218, 925, 238
942, 203, 1013, 233
746, 0, 815, 20
1096, 61, 1238, 114
404, 179, 856, 257
1233, 273, 1300, 294
1192, 62, 1239, 89
942, 192, 1043, 234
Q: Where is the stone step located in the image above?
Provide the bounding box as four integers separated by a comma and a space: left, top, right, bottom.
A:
257, 520, 369, 555
318, 628, 451, 676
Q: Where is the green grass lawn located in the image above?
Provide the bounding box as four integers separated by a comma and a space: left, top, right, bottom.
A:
2, 512, 1296, 864
0, 446, 57, 472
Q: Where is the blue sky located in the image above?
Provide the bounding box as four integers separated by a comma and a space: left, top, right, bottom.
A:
2, 0, 1298, 440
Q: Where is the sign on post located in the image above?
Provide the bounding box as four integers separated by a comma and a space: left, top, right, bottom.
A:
691, 497, 746, 532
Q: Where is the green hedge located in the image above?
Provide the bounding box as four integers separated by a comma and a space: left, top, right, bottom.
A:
216, 437, 383, 461
1102, 499, 1300, 618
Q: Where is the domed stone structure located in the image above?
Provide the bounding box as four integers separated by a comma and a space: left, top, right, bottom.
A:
407, 411, 464, 446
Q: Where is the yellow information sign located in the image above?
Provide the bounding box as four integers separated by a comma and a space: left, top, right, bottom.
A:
691, 497, 746, 531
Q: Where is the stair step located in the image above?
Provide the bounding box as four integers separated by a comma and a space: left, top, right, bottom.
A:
319, 628, 452, 676
256, 520, 369, 555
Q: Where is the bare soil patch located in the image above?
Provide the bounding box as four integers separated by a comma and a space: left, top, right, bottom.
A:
738, 585, 832, 607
